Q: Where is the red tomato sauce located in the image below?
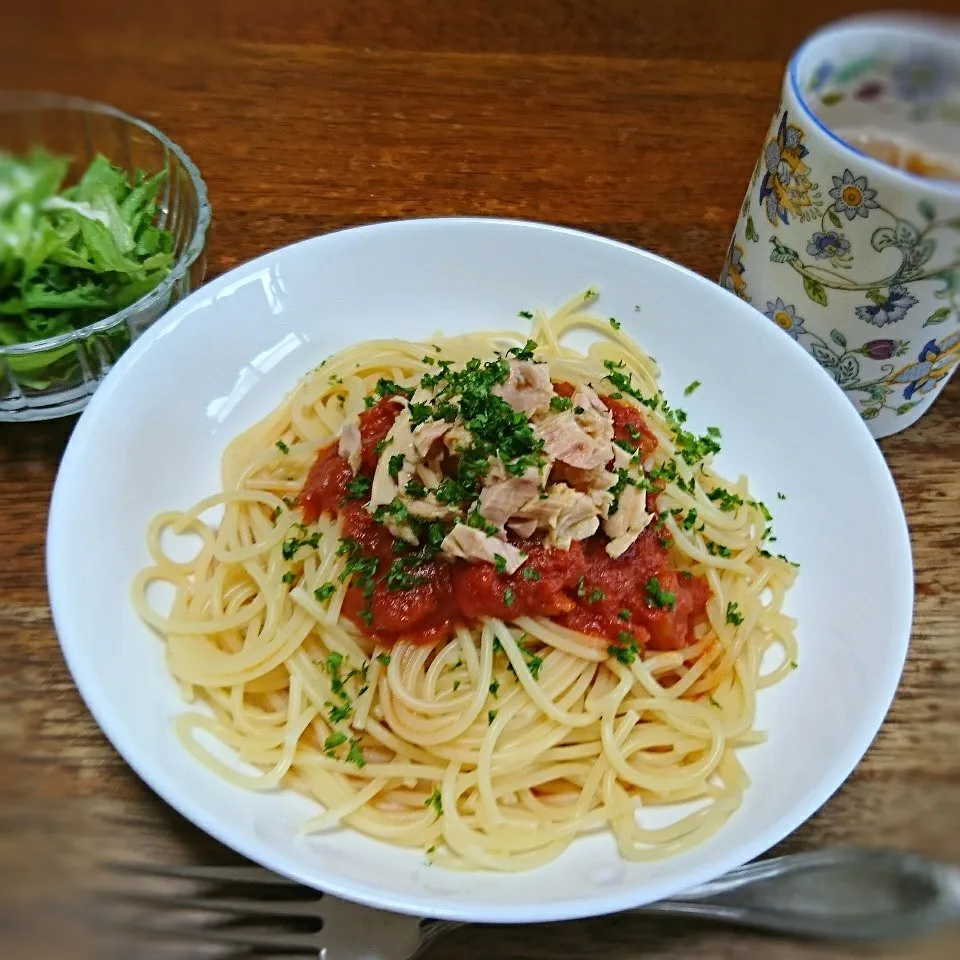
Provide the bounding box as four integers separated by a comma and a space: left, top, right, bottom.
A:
297, 394, 709, 651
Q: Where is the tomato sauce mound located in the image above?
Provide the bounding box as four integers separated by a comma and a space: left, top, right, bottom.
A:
297, 395, 709, 651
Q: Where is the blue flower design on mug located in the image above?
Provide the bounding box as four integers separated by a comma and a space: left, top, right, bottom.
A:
763, 298, 806, 339
892, 55, 948, 103
829, 169, 880, 220
806, 230, 852, 265
855, 284, 919, 327
892, 331, 960, 399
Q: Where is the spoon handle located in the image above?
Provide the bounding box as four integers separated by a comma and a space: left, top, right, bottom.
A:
636, 848, 960, 940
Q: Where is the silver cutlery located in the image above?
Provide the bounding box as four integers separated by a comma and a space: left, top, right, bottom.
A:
104, 847, 960, 959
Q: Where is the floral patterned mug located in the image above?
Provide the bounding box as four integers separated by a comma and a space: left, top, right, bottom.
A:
722, 14, 960, 439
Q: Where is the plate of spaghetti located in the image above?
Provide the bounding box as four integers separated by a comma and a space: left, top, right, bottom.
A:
47, 218, 912, 922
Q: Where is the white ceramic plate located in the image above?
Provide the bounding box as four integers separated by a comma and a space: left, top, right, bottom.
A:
47, 218, 912, 924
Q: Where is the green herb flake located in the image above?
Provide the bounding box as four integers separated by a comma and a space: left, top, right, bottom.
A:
608, 636, 639, 665
706, 540, 733, 558
617, 608, 631, 620
503, 587, 515, 608
314, 583, 336, 603
726, 602, 744, 626
518, 310, 534, 319
375, 652, 391, 667
645, 576, 677, 610
346, 739, 366, 768
683, 380, 701, 396
275, 439, 290, 454
521, 567, 542, 581
550, 395, 573, 412
426, 787, 443, 815
281, 570, 296, 585
489, 679, 500, 698
488, 709, 498, 725
387, 453, 405, 479
323, 731, 347, 752
493, 553, 507, 574
609, 317, 621, 330
344, 474, 373, 501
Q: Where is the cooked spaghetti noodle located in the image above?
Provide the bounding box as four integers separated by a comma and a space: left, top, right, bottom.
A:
133, 290, 798, 871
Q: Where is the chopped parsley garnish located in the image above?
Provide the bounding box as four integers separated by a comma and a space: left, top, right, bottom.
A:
645, 576, 677, 610
376, 652, 391, 667
777, 492, 786, 500
344, 474, 373, 501
609, 317, 621, 330
324, 731, 347, 752
587, 588, 606, 604
684, 380, 701, 396
405, 477, 426, 498
550, 395, 573, 412
270, 504, 283, 524
363, 395, 376, 408
790, 660, 799, 669
281, 570, 296, 585
489, 679, 500, 698
375, 377, 413, 399
275, 439, 290, 454
385, 556, 429, 591
387, 453, 405, 479
709, 696, 721, 708
336, 537, 379, 625
503, 587, 515, 607
521, 567, 541, 581
681, 508, 699, 531
328, 702, 352, 724
726, 602, 744, 626
282, 529, 321, 560
346, 739, 366, 768
602, 359, 653, 407
518, 310, 533, 319
314, 583, 336, 603
706, 540, 733, 558
488, 709, 498, 724
618, 608, 631, 620
374, 436, 392, 456
494, 554, 507, 574
708, 487, 743, 512
425, 787, 443, 815
609, 633, 639, 664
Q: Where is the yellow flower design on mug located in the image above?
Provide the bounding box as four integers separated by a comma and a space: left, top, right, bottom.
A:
759, 112, 823, 226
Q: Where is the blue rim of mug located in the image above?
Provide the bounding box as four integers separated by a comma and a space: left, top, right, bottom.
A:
787, 13, 960, 196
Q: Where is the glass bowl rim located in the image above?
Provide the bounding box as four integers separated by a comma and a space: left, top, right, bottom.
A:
0, 90, 211, 357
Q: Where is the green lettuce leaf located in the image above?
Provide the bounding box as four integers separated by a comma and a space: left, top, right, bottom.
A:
0, 148, 176, 389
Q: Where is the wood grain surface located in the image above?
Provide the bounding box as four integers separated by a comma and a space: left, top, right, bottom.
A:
1, 2, 959, 957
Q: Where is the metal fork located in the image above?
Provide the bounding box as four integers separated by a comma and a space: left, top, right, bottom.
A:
103, 848, 960, 959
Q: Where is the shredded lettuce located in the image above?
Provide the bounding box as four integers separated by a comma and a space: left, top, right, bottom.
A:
0, 149, 174, 387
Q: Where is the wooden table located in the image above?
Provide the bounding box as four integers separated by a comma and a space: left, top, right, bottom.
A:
2, 1, 959, 957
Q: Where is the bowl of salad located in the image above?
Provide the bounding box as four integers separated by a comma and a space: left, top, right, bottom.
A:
0, 92, 210, 421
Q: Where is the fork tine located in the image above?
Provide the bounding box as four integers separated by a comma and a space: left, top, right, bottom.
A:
113, 889, 322, 919
104, 861, 300, 886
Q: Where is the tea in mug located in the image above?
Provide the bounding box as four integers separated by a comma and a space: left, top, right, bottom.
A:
837, 128, 959, 181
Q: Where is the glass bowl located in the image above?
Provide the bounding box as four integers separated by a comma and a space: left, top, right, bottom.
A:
0, 92, 210, 421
